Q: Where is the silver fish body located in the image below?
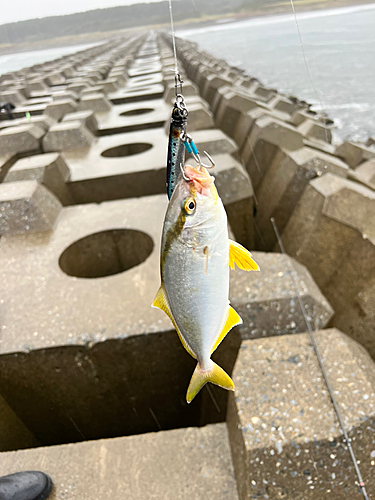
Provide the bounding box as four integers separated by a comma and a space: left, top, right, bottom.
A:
153, 164, 259, 402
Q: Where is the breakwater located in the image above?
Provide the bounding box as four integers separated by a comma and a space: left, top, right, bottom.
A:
0, 29, 374, 499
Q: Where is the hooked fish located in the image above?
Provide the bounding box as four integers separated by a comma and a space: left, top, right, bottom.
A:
166, 97, 187, 199
152, 164, 259, 403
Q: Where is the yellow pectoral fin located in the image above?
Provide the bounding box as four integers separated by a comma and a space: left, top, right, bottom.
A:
211, 306, 242, 354
186, 362, 235, 404
152, 285, 196, 359
229, 239, 260, 272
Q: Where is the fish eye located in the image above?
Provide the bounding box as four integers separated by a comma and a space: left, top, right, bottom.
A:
183, 197, 196, 215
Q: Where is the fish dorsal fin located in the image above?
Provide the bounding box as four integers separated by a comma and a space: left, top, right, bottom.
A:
229, 239, 260, 272
211, 306, 243, 354
152, 285, 196, 359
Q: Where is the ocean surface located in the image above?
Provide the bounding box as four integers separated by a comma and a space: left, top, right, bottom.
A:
178, 3, 375, 143
0, 42, 102, 75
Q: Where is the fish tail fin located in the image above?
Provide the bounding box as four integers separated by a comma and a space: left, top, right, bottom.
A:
186, 361, 235, 404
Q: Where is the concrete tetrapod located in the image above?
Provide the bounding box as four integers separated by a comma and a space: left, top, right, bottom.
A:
280, 173, 375, 358
0, 195, 333, 445
254, 147, 349, 250
227, 329, 375, 499
4, 153, 73, 206
0, 424, 238, 500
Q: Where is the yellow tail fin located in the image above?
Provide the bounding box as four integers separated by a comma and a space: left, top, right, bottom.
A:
186, 361, 235, 404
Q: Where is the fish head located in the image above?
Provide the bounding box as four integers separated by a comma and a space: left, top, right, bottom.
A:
165, 164, 223, 247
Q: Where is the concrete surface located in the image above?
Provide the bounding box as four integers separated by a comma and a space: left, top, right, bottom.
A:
227, 329, 375, 499
4, 153, 73, 205
0, 180, 62, 235
0, 424, 238, 500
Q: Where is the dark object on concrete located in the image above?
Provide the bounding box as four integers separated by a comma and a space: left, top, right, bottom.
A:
0, 471, 52, 500
0, 102, 16, 120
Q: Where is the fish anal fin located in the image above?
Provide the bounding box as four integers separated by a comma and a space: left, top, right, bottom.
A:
186, 362, 235, 404
229, 239, 260, 272
152, 284, 196, 359
211, 306, 242, 355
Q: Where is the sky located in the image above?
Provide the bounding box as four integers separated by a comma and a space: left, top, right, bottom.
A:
2, 0, 163, 25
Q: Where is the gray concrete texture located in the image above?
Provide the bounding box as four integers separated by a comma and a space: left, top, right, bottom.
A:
0, 180, 62, 235
0, 424, 238, 500
43, 121, 95, 152
4, 153, 73, 206
280, 173, 375, 357
227, 329, 375, 499
0, 124, 44, 155
0, 191, 332, 444
254, 147, 349, 250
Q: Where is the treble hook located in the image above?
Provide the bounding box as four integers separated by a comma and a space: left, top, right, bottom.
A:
180, 163, 190, 181
193, 151, 216, 171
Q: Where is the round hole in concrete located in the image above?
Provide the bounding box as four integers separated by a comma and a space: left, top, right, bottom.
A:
101, 142, 152, 158
120, 108, 153, 117
59, 229, 154, 279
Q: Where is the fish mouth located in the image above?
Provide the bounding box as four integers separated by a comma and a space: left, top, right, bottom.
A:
184, 165, 214, 197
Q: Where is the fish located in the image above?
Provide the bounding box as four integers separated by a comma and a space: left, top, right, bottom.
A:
166, 99, 188, 200
152, 163, 259, 403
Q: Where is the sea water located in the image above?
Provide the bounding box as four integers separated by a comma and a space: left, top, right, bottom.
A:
179, 3, 375, 142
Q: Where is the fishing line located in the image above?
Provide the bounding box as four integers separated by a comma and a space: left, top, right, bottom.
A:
168, 0, 180, 94
271, 217, 369, 500
289, 0, 330, 142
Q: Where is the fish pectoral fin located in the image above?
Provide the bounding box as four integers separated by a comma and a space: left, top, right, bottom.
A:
186, 362, 235, 404
211, 306, 242, 354
229, 239, 260, 272
152, 284, 196, 359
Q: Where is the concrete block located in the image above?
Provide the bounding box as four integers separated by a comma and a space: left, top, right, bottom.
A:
227, 329, 375, 499
98, 99, 169, 136
67, 83, 89, 95
0, 180, 62, 235
298, 118, 333, 143
51, 90, 79, 102
0, 153, 18, 182
109, 83, 165, 104
4, 153, 73, 206
0, 425, 238, 499
0, 114, 56, 133
241, 115, 304, 191
62, 110, 98, 135
268, 94, 303, 115
251, 83, 275, 102
214, 89, 260, 139
202, 74, 233, 107
280, 173, 375, 356
231, 251, 333, 340
163, 80, 199, 103
102, 78, 120, 93
0, 124, 44, 155
80, 85, 107, 96
77, 93, 112, 113
348, 159, 375, 190
211, 154, 254, 249
183, 101, 214, 131
232, 107, 267, 151
0, 89, 26, 106
336, 141, 370, 168
255, 147, 349, 250
43, 121, 95, 152
188, 129, 238, 156
0, 196, 208, 440
44, 99, 78, 121
43, 72, 65, 86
